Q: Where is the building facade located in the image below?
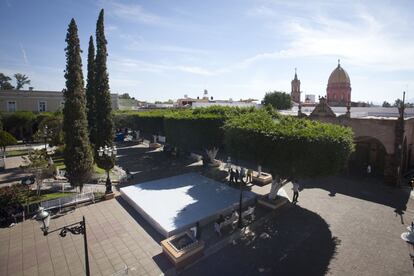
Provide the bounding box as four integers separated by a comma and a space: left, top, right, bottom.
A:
326, 61, 351, 106
0, 89, 119, 112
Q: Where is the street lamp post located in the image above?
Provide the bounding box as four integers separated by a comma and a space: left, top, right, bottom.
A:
35, 207, 90, 276
98, 145, 117, 194
238, 176, 243, 229
401, 222, 414, 268
43, 125, 49, 151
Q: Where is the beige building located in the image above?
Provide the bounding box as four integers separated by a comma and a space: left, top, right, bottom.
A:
0, 89, 119, 113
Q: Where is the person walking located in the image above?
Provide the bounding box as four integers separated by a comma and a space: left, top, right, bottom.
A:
292, 180, 300, 204
366, 164, 371, 175
246, 169, 253, 183
235, 169, 240, 184
229, 168, 235, 184
240, 167, 246, 184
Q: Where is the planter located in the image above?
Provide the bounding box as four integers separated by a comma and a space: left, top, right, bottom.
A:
161, 231, 205, 268
258, 196, 288, 210
252, 172, 272, 186
104, 192, 115, 200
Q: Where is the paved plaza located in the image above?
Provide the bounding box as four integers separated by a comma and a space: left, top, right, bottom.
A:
0, 198, 172, 276
182, 176, 414, 275
1, 143, 414, 275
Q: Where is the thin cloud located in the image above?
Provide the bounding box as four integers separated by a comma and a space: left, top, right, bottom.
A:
111, 57, 214, 76
119, 34, 209, 55
105, 1, 168, 26
19, 43, 29, 65
241, 2, 414, 72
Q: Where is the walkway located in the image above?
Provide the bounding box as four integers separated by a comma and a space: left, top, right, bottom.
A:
181, 176, 414, 275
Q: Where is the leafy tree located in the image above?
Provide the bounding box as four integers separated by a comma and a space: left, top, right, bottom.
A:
63, 18, 94, 192
262, 91, 292, 110
0, 131, 17, 159
393, 98, 414, 108
86, 35, 97, 147
224, 109, 354, 199
119, 93, 131, 99
0, 184, 31, 221
95, 9, 115, 173
14, 73, 31, 90
0, 73, 14, 90
21, 150, 55, 196
34, 112, 63, 146
3, 111, 36, 140
382, 101, 391, 107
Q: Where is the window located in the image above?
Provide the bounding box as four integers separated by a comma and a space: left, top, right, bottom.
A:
7, 101, 16, 112
38, 101, 47, 112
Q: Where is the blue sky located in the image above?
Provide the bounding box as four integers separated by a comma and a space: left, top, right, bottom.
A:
1, 0, 413, 103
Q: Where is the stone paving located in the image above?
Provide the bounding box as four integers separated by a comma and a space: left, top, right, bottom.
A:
0, 197, 172, 276
181, 176, 414, 275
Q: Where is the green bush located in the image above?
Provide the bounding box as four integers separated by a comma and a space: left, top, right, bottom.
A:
164, 110, 225, 153
113, 110, 173, 135
224, 109, 354, 178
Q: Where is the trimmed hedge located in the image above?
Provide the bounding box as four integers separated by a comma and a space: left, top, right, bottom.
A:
224, 109, 354, 178
113, 110, 172, 135
164, 110, 225, 153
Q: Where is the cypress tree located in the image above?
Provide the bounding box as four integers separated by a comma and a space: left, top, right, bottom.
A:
63, 19, 94, 191
86, 35, 97, 147
95, 9, 114, 169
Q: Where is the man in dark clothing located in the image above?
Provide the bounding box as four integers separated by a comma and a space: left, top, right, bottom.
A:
235, 169, 240, 184
229, 168, 235, 184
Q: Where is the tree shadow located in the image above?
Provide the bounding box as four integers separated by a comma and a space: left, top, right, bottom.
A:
0, 167, 29, 185
115, 196, 165, 243
115, 144, 201, 189
118, 173, 256, 237
181, 205, 340, 276
300, 175, 410, 223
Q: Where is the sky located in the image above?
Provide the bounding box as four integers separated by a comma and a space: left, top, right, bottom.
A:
1, 0, 413, 103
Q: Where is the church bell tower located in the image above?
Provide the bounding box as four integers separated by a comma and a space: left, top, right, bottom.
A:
291, 68, 301, 103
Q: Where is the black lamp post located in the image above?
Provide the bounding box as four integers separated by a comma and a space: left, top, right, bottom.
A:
401, 222, 414, 268
35, 207, 90, 276
43, 125, 51, 151
238, 176, 243, 229
98, 145, 117, 194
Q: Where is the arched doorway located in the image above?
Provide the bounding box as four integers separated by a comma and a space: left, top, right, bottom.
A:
349, 136, 386, 175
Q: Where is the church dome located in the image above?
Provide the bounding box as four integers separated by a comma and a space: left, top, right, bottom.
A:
328, 63, 350, 85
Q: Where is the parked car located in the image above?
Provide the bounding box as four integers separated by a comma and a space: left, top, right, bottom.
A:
21, 175, 36, 185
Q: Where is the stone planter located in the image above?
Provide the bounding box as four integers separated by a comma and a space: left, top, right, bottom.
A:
252, 172, 272, 186
104, 193, 115, 200
258, 196, 288, 210
161, 231, 204, 268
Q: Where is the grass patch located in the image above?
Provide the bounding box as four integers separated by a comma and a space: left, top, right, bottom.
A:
5, 149, 30, 157
25, 192, 75, 205
51, 152, 107, 174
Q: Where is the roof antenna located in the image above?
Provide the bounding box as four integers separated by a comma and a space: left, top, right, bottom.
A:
338, 59, 340, 67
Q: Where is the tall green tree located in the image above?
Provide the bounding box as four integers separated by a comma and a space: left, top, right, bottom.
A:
0, 73, 14, 90
262, 91, 292, 110
14, 73, 31, 90
224, 109, 354, 199
95, 9, 114, 171
0, 130, 17, 157
63, 18, 94, 192
86, 35, 97, 147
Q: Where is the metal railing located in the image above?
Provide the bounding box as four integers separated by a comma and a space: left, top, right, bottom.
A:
40, 192, 95, 211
